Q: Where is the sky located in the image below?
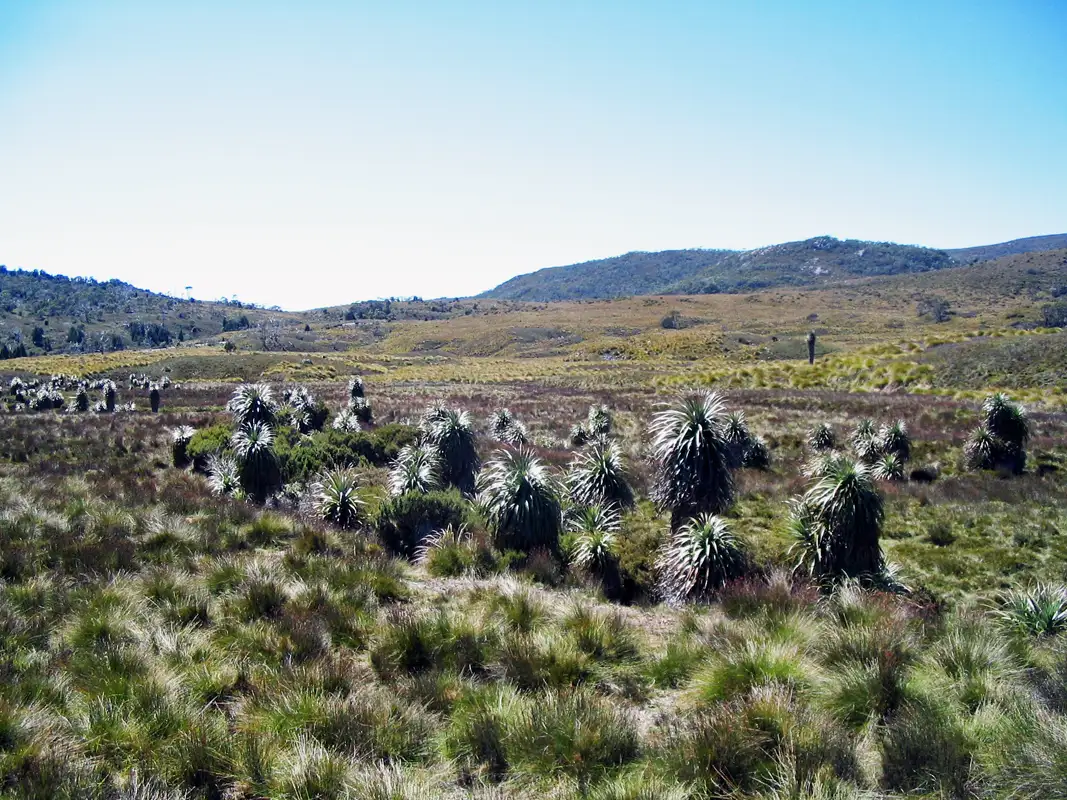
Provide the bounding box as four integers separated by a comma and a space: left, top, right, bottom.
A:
1, 1, 1065, 310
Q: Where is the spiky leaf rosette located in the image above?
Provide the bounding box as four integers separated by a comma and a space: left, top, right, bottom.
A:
74, 386, 90, 413
388, 444, 442, 496
283, 384, 314, 409
348, 396, 373, 424
227, 383, 277, 427
996, 584, 1067, 637
424, 408, 481, 496
586, 404, 613, 437
314, 468, 365, 530
332, 409, 361, 432
418, 402, 449, 436
649, 392, 736, 529
489, 409, 529, 446
102, 379, 117, 412
567, 440, 634, 509
983, 393, 1030, 447
802, 456, 885, 579
807, 423, 836, 452
415, 523, 471, 565
490, 408, 515, 439
656, 513, 748, 602
478, 448, 562, 553
171, 425, 195, 445
850, 418, 877, 448
852, 432, 884, 465
569, 423, 591, 448
879, 420, 911, 462
803, 450, 848, 479
207, 454, 242, 498
231, 422, 283, 503
567, 504, 620, 572
276, 402, 311, 433
170, 425, 196, 467
964, 425, 1018, 472
723, 410, 753, 468
871, 452, 905, 482
347, 375, 365, 402
785, 499, 826, 578
742, 435, 771, 470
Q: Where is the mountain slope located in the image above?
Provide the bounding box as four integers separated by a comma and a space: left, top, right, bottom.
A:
479, 233, 1067, 302
666, 236, 955, 294
945, 233, 1067, 263
0, 265, 296, 357
477, 249, 734, 301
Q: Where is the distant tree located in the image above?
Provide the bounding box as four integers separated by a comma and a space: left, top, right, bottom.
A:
917, 295, 951, 323
67, 326, 85, 345
1040, 302, 1067, 328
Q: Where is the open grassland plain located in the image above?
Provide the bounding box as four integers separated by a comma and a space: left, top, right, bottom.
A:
0, 254, 1066, 798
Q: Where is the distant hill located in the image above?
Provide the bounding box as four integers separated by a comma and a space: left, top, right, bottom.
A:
945, 233, 1067, 264
479, 236, 955, 300
477, 249, 735, 301
665, 236, 955, 294
0, 266, 292, 358
478, 233, 1067, 301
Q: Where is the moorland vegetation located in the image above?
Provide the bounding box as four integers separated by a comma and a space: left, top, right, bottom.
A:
0, 241, 1066, 798
0, 359, 1065, 799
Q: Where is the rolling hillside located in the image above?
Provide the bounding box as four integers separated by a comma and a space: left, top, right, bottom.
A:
479, 233, 1067, 302
946, 233, 1067, 263
0, 266, 304, 357
477, 248, 734, 301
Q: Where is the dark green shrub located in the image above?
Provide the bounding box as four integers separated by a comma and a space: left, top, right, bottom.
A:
278, 426, 418, 483
186, 424, 233, 473
374, 489, 471, 559
613, 504, 667, 603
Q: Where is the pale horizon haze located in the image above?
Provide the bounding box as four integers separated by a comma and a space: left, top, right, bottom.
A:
1, 1, 1065, 309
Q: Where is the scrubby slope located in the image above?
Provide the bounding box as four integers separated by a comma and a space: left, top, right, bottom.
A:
947, 232, 1067, 263
478, 249, 735, 301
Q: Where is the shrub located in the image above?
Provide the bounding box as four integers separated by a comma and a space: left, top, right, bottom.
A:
279, 426, 418, 483
186, 424, 233, 472
375, 489, 470, 559
614, 504, 667, 603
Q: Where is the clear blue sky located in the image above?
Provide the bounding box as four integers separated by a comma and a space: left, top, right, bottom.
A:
1, 1, 1065, 310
